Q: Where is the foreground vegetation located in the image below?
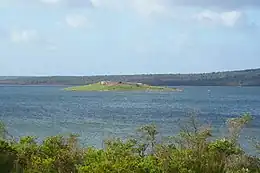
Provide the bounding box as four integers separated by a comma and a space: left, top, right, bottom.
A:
1, 114, 260, 173
64, 81, 179, 92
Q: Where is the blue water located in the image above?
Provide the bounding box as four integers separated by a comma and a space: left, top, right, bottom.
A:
0, 85, 260, 153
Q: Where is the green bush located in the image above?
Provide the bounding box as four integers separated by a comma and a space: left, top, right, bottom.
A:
0, 113, 259, 173
0, 140, 17, 173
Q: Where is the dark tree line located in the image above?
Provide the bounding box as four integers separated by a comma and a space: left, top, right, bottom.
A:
1, 68, 260, 86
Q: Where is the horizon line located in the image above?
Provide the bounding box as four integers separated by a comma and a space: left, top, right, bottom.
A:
0, 67, 259, 77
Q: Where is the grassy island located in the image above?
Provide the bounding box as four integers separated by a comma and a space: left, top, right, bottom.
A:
64, 81, 182, 92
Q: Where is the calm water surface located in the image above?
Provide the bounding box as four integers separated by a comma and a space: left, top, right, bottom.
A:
0, 86, 259, 152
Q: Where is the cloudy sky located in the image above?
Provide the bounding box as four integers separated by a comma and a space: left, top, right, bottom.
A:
0, 0, 260, 76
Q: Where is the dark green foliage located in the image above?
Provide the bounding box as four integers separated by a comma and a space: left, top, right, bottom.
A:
0, 140, 17, 173
0, 114, 260, 173
0, 121, 7, 140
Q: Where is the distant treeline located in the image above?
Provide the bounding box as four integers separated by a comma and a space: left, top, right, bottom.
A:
1, 68, 260, 86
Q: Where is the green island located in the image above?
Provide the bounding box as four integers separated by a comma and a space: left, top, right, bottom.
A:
64, 81, 182, 92
1, 114, 260, 173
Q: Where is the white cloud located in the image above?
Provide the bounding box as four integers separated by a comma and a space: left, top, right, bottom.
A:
171, 0, 260, 9
195, 10, 247, 27
0, 0, 92, 8
3, 0, 260, 9
90, 0, 260, 10
90, 0, 123, 9
65, 14, 89, 28
89, 0, 171, 17
9, 29, 58, 51
10, 30, 40, 43
221, 11, 245, 27
39, 0, 92, 7
89, 0, 102, 7
131, 0, 170, 17
40, 0, 61, 4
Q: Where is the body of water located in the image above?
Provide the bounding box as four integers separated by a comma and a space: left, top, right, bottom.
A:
0, 85, 259, 152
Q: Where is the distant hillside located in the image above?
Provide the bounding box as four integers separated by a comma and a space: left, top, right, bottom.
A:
0, 68, 260, 86
0, 76, 19, 80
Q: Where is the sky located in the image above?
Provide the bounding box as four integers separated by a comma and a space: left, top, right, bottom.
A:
0, 0, 260, 76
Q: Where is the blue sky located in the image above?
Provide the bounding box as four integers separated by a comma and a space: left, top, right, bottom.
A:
0, 0, 260, 76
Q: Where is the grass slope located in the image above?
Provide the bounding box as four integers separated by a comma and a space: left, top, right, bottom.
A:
64, 82, 179, 92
